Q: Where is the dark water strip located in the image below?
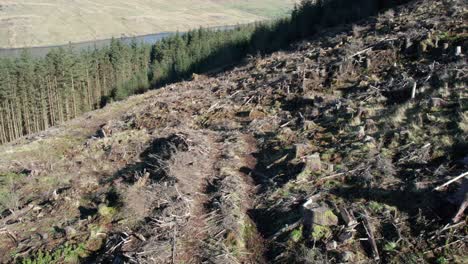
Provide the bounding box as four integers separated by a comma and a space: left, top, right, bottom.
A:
0, 25, 238, 58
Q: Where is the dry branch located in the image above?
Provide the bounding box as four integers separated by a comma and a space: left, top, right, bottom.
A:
268, 220, 301, 240
338, 205, 357, 227
411, 82, 417, 99
453, 196, 468, 223
348, 47, 373, 59
280, 118, 296, 128
434, 171, 468, 191
362, 210, 379, 261
171, 222, 177, 264
347, 38, 398, 59
316, 168, 360, 183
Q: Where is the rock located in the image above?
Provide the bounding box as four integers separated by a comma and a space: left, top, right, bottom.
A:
295, 143, 313, 158
364, 136, 376, 148
304, 153, 322, 172
443, 42, 449, 50
86, 236, 105, 252
365, 119, 378, 133
97, 122, 112, 138
357, 126, 365, 139
405, 37, 413, 49
326, 240, 338, 250
340, 251, 355, 262
414, 181, 432, 190
86, 227, 107, 252
278, 127, 297, 143
41, 233, 49, 240
65, 226, 77, 239
310, 108, 320, 118
303, 120, 318, 130
431, 97, 447, 108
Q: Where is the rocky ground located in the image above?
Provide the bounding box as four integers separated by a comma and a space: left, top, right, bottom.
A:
0, 0, 467, 263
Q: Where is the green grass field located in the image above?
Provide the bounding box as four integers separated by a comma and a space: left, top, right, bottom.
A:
0, 0, 297, 48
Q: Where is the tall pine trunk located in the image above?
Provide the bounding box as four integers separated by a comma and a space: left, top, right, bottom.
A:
0, 107, 7, 144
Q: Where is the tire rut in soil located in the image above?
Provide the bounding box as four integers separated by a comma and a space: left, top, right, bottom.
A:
86, 131, 223, 263
201, 132, 266, 264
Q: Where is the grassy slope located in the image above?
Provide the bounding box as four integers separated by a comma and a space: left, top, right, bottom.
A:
0, 0, 297, 48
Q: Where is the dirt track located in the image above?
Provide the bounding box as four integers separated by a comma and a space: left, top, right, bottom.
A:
61, 82, 272, 263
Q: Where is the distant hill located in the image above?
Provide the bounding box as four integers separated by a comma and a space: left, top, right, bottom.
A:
0, 0, 296, 48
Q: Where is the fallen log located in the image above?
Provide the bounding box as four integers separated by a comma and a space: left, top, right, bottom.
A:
268, 220, 301, 241
338, 205, 357, 227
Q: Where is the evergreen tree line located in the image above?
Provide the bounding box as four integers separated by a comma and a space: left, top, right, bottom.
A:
0, 0, 409, 144
0, 40, 151, 143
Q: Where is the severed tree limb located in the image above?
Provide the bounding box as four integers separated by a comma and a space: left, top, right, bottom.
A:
347, 38, 398, 59
453, 195, 468, 223
280, 118, 297, 128
207, 102, 221, 112
0, 228, 17, 246
348, 47, 373, 59
424, 237, 466, 254
362, 210, 380, 261
243, 95, 255, 106
266, 154, 289, 169
315, 168, 360, 183
228, 90, 242, 98
171, 222, 177, 264
1, 205, 34, 227
411, 82, 417, 99
268, 220, 301, 241
434, 171, 468, 191
338, 205, 357, 227
337, 204, 357, 243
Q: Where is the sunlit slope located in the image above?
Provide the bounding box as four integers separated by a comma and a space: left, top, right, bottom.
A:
0, 0, 296, 48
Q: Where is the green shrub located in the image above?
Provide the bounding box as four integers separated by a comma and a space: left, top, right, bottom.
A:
0, 172, 24, 212
290, 228, 303, 242
21, 243, 87, 264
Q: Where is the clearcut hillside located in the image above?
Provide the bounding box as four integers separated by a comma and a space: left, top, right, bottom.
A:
0, 0, 466, 263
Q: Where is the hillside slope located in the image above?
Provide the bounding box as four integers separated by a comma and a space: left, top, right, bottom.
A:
0, 0, 467, 263
0, 0, 296, 48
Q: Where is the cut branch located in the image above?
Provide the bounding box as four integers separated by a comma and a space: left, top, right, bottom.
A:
362, 210, 380, 261
434, 171, 468, 191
